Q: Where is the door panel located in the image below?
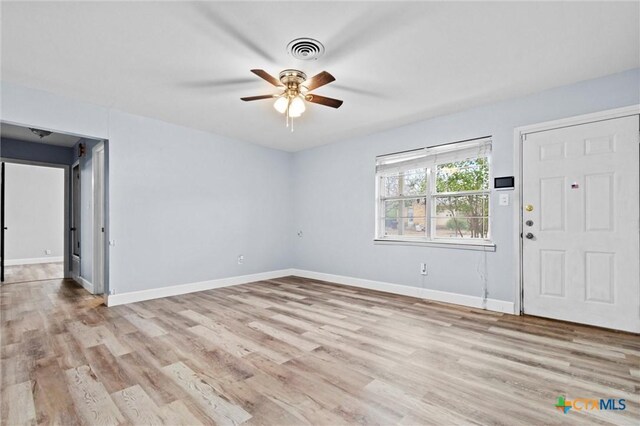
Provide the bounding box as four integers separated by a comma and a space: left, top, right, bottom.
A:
539, 177, 565, 231
585, 173, 613, 231
540, 249, 565, 297
522, 115, 640, 332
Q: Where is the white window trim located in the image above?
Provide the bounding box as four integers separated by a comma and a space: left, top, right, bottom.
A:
374, 238, 496, 251
375, 137, 493, 247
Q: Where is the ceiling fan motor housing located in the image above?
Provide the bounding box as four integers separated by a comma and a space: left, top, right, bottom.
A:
279, 69, 307, 97
279, 69, 307, 85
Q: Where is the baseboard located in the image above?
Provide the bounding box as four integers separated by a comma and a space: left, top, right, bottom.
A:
106, 269, 296, 307
103, 267, 515, 314
291, 269, 516, 314
73, 276, 94, 294
4, 256, 63, 266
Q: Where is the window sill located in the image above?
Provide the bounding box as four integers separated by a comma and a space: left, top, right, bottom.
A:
374, 238, 496, 251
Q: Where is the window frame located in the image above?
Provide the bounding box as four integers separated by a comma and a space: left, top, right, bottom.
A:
375, 137, 495, 248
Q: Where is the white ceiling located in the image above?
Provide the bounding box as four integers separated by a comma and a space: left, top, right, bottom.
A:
1, 2, 638, 152
1, 122, 81, 147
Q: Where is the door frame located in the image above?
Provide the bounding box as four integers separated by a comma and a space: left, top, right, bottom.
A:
0, 157, 71, 281
1, 119, 109, 296
512, 104, 640, 315
92, 141, 106, 294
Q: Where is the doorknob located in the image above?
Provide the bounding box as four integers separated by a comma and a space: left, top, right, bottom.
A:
525, 232, 534, 239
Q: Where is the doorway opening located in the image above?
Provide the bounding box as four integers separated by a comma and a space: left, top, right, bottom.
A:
1, 122, 108, 296
2, 161, 66, 284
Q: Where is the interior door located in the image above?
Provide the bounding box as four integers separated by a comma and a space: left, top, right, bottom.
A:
522, 115, 640, 332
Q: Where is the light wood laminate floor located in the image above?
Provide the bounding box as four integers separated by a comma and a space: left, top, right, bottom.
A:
1, 276, 638, 425
3, 262, 63, 284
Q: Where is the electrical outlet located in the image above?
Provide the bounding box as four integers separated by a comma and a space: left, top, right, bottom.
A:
237, 255, 244, 265
45, 249, 52, 255
420, 263, 428, 275
499, 193, 510, 206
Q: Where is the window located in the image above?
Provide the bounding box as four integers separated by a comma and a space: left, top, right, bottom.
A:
375, 138, 491, 245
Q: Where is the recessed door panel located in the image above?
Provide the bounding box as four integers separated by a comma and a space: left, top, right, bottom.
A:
585, 173, 613, 231
585, 252, 614, 304
585, 135, 615, 155
539, 143, 564, 161
540, 250, 565, 297
539, 177, 564, 231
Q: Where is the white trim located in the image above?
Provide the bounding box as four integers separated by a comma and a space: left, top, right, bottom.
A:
92, 142, 105, 295
103, 267, 514, 314
4, 256, 63, 266
105, 269, 296, 306
374, 238, 496, 251
291, 269, 515, 314
73, 275, 94, 294
512, 104, 640, 316
516, 105, 640, 136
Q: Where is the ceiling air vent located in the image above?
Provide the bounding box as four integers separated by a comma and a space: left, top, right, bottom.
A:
287, 38, 325, 61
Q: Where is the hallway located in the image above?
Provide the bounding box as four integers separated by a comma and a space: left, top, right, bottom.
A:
3, 262, 63, 284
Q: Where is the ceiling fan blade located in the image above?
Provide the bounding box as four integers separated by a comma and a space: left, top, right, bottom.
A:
305, 71, 335, 91
241, 95, 276, 101
250, 69, 282, 87
305, 94, 343, 109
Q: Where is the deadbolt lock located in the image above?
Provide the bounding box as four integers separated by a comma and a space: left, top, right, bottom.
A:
525, 220, 534, 226
525, 204, 534, 212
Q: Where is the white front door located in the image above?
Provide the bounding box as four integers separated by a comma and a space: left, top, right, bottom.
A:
522, 115, 640, 332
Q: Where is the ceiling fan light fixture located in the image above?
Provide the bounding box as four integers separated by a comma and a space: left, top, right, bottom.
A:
241, 69, 342, 131
274, 96, 288, 114
288, 96, 306, 116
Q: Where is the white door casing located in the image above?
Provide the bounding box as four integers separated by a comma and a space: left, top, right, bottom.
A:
522, 115, 640, 332
93, 143, 105, 294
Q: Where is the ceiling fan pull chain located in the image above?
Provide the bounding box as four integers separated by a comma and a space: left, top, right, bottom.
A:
286, 99, 290, 128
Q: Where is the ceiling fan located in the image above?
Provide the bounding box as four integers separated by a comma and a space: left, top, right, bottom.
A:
241, 69, 343, 130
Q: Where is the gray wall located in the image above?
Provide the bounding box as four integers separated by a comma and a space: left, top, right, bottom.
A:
4, 163, 64, 262
106, 111, 292, 294
291, 68, 640, 303
1, 82, 293, 295
1, 69, 637, 302
1, 137, 74, 164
